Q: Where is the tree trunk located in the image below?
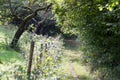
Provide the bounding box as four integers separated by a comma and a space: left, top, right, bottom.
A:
10, 27, 25, 48
10, 13, 35, 48
10, 4, 52, 48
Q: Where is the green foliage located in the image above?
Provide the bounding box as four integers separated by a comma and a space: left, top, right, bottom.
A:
0, 34, 63, 80
0, 26, 22, 63
1, 0, 120, 79
81, 1, 120, 79
80, 0, 120, 69
48, 0, 120, 79
30, 35, 63, 80
47, 0, 80, 35
0, 0, 47, 25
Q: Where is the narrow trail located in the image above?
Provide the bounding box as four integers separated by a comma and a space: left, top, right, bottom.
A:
69, 61, 80, 80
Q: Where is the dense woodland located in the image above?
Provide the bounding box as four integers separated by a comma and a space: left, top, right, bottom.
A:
0, 0, 120, 80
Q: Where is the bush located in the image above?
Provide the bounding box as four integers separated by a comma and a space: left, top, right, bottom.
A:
79, 2, 120, 79
0, 34, 64, 80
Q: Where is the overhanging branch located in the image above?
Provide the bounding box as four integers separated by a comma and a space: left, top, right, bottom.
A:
23, 3, 52, 23
35, 3, 53, 15
22, 6, 33, 13
21, 3, 52, 30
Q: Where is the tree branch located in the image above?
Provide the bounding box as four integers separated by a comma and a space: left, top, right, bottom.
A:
22, 6, 33, 13
35, 3, 53, 15
8, 0, 14, 15
23, 3, 52, 25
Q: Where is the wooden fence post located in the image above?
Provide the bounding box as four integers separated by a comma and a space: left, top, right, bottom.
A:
27, 34, 35, 80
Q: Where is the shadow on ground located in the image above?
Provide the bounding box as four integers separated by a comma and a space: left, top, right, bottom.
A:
66, 75, 95, 80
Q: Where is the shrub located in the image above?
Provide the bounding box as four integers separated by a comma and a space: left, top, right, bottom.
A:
0, 34, 64, 80
80, 3, 120, 79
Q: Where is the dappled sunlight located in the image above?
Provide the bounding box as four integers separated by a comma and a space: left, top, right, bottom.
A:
0, 22, 95, 80
0, 0, 120, 79
78, 75, 95, 80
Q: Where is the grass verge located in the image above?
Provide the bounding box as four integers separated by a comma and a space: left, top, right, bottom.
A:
0, 26, 23, 64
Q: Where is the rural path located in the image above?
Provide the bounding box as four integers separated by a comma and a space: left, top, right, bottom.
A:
69, 61, 80, 80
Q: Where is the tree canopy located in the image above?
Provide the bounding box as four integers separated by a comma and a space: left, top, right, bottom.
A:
48, 0, 120, 79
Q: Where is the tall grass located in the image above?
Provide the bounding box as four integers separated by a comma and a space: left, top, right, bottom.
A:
0, 25, 97, 80
0, 25, 65, 80
0, 25, 23, 63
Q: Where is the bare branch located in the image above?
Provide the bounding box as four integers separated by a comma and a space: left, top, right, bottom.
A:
35, 3, 53, 15
22, 6, 33, 13
8, 0, 14, 15
12, 14, 23, 21
23, 13, 35, 22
